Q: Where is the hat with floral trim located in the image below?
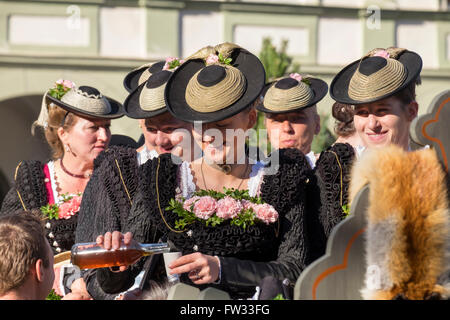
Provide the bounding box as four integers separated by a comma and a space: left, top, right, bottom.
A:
256, 73, 328, 114
32, 79, 124, 134
123, 57, 184, 93
123, 58, 184, 119
165, 42, 266, 123
330, 47, 422, 105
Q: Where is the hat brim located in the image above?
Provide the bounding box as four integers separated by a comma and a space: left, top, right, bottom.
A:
165, 48, 266, 124
123, 61, 165, 93
256, 78, 328, 114
46, 93, 124, 119
123, 81, 168, 119
330, 51, 422, 105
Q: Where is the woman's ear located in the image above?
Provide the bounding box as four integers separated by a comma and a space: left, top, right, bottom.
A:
247, 108, 257, 130
57, 127, 68, 146
405, 101, 419, 122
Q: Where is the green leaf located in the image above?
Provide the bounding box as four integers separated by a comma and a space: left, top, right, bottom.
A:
273, 293, 285, 300
46, 289, 62, 300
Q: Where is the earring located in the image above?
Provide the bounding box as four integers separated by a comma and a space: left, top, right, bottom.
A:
65, 145, 70, 152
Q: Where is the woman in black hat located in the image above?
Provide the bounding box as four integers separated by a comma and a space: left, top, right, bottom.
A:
0, 79, 124, 298
75, 63, 195, 300
309, 47, 424, 260
122, 58, 192, 164
85, 43, 315, 300
256, 73, 326, 169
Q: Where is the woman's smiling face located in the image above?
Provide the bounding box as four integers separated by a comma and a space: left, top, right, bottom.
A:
193, 108, 257, 164
353, 96, 418, 149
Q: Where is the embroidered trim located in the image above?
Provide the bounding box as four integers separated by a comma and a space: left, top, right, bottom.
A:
156, 157, 185, 233
14, 161, 27, 211
115, 159, 133, 206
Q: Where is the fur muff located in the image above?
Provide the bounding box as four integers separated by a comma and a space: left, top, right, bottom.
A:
349, 145, 449, 300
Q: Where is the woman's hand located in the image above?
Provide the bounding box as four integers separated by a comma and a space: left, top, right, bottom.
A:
168, 252, 220, 285
95, 231, 134, 272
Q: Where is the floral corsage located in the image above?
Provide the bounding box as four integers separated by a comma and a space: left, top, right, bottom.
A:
163, 57, 184, 71
40, 193, 82, 220
48, 79, 76, 100
166, 188, 279, 230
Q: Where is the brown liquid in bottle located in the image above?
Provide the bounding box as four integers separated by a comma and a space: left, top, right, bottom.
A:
70, 241, 173, 270
71, 247, 148, 270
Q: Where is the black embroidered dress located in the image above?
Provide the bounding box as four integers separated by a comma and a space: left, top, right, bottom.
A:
75, 146, 314, 299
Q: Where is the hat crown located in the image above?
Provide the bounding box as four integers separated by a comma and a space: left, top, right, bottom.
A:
359, 57, 387, 76
146, 70, 171, 89
275, 77, 298, 90
78, 86, 101, 97
197, 65, 226, 87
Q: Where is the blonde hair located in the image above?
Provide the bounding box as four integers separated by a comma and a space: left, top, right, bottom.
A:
0, 210, 49, 295
44, 103, 78, 160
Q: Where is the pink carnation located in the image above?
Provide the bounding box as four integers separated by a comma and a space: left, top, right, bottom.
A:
216, 196, 243, 220
289, 73, 303, 83
183, 196, 200, 211
254, 203, 278, 225
56, 79, 64, 85
206, 54, 219, 65
373, 50, 390, 59
241, 199, 256, 212
193, 196, 218, 220
58, 195, 82, 220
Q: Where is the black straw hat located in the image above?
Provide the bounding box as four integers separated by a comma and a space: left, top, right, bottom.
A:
330, 48, 422, 105
165, 43, 266, 123
123, 60, 166, 93
256, 74, 328, 114
123, 70, 173, 119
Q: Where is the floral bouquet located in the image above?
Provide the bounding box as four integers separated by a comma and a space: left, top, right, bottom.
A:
166, 188, 278, 230
40, 193, 82, 220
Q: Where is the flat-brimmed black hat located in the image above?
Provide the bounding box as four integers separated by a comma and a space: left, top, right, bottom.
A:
330, 47, 422, 105
123, 69, 173, 119
165, 42, 265, 123
46, 85, 124, 119
123, 60, 166, 93
256, 74, 328, 114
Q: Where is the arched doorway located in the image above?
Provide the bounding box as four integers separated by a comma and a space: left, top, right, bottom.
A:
0, 95, 51, 206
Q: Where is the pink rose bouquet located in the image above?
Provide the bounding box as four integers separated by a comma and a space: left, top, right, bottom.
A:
166, 188, 279, 230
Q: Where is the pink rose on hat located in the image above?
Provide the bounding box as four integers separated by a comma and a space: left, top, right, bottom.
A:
289, 73, 303, 82
373, 50, 390, 59
193, 196, 218, 220
206, 54, 219, 65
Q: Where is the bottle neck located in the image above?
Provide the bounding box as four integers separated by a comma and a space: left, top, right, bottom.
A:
140, 242, 171, 256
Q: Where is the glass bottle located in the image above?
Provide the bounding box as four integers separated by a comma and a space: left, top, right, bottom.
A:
70, 241, 171, 270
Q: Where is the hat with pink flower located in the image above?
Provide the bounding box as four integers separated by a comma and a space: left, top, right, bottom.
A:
165, 42, 265, 123
330, 47, 422, 105
123, 57, 185, 119
34, 79, 124, 134
256, 73, 328, 114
